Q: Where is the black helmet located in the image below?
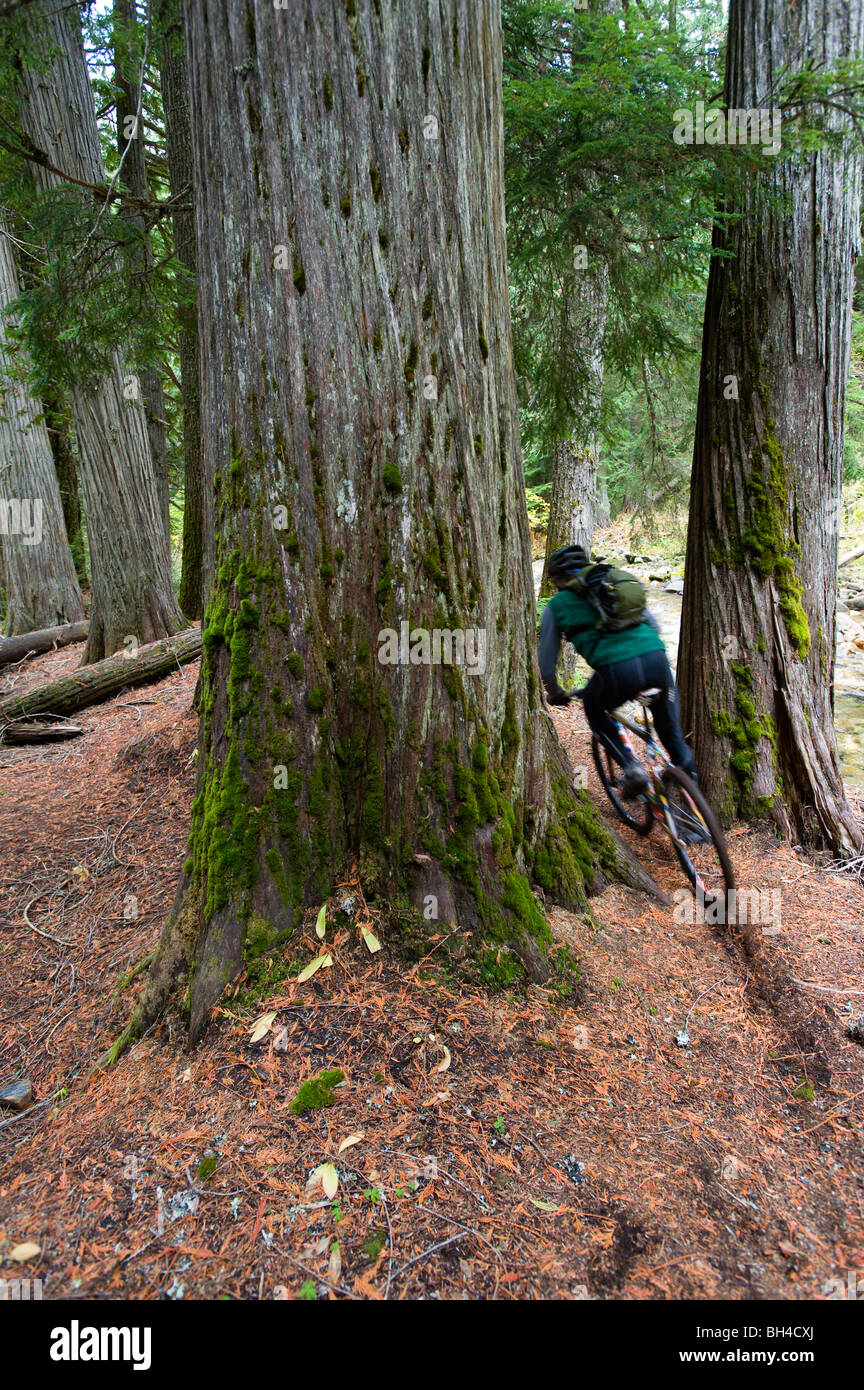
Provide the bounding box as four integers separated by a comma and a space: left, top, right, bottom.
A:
547, 544, 591, 582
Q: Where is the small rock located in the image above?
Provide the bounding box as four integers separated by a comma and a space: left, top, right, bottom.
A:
562, 1155, 586, 1186
664, 578, 685, 595
846, 1016, 864, 1044
0, 1079, 34, 1112
649, 569, 671, 583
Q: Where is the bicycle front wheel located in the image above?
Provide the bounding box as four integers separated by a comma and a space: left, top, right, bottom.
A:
591, 735, 654, 836
659, 765, 735, 910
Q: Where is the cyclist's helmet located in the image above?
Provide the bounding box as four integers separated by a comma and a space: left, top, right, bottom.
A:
547, 544, 591, 584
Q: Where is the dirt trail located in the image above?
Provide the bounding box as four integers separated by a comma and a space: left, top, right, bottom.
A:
1, 654, 862, 1300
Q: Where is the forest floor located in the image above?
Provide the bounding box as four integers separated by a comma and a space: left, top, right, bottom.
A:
1, 647, 864, 1301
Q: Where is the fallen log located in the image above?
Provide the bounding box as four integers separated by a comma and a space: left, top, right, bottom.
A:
0, 620, 89, 669
0, 626, 201, 723
0, 722, 84, 745
839, 542, 864, 568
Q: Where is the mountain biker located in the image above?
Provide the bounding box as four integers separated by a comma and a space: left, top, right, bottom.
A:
539, 543, 699, 798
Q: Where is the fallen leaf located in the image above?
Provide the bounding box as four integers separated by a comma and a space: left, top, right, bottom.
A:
9, 1242, 40, 1262
315, 904, 327, 940
337, 1133, 365, 1154
296, 954, 333, 983
528, 1198, 559, 1213
436, 1045, 451, 1073
71, 864, 89, 883
328, 1242, 342, 1283
360, 924, 382, 954
319, 1163, 339, 1199
249, 1011, 277, 1044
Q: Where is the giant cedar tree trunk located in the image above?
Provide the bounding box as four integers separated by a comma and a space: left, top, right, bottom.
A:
0, 221, 84, 633
113, 0, 171, 545
159, 0, 203, 619
17, 0, 183, 662
679, 0, 863, 855
135, 0, 620, 1043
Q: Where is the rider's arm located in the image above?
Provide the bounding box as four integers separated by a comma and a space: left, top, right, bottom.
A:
539, 602, 571, 704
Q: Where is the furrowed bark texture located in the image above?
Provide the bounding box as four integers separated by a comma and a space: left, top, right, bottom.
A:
43, 388, 87, 584
0, 221, 84, 633
540, 0, 614, 592
679, 0, 863, 854
17, 0, 183, 663
138, 0, 629, 1041
114, 0, 171, 545
159, 0, 203, 619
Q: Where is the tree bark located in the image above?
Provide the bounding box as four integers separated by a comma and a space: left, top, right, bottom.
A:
158, 0, 203, 619
42, 388, 87, 584
0, 620, 88, 668
539, 2, 613, 593
0, 220, 85, 634
133, 0, 642, 1044
113, 0, 171, 545
0, 625, 201, 722
16, 0, 184, 663
679, 0, 863, 854
543, 437, 600, 565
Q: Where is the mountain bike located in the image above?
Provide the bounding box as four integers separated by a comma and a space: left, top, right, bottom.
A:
574, 686, 735, 910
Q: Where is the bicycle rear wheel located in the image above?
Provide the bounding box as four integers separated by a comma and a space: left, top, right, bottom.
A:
659, 765, 735, 910
591, 735, 654, 836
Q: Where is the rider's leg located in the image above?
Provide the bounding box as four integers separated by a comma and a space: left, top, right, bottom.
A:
583, 660, 651, 797
581, 667, 635, 769
642, 652, 698, 780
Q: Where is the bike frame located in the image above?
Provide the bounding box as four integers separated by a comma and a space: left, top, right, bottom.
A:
606, 702, 710, 845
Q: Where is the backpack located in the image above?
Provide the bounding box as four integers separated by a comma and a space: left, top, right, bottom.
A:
563, 563, 647, 632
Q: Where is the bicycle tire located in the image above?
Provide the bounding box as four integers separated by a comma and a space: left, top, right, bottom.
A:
591, 735, 654, 836
659, 765, 735, 907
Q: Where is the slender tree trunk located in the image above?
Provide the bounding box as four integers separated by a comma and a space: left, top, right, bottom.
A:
679, 0, 863, 854
134, 0, 629, 1044
540, 263, 608, 594
113, 0, 171, 544
540, 2, 613, 592
159, 0, 203, 618
42, 389, 87, 584
543, 440, 599, 562
0, 221, 84, 633
17, 0, 183, 662
595, 462, 610, 527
